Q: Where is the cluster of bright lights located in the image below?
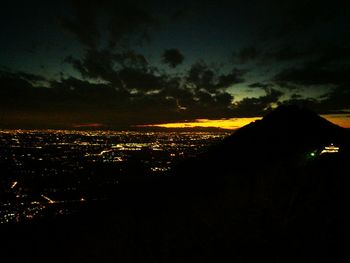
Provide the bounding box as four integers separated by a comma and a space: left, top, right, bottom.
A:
0, 129, 229, 224
320, 144, 340, 155
309, 143, 340, 158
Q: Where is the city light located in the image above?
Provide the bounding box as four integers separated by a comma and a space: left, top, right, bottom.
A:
321, 144, 340, 154
0, 129, 230, 224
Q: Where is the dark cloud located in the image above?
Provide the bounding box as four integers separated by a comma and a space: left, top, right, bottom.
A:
290, 94, 302, 100
59, 0, 100, 48
231, 0, 349, 69
107, 2, 158, 48
281, 84, 350, 114
187, 61, 246, 92
0, 70, 125, 112
0, 70, 46, 83
321, 85, 350, 112
232, 47, 261, 64
118, 67, 163, 92
60, 0, 159, 48
274, 66, 350, 87
259, 0, 348, 40
248, 82, 272, 90
272, 49, 350, 112
0, 64, 346, 128
232, 88, 283, 117
281, 97, 320, 111
270, 41, 350, 89
0, 65, 236, 127
187, 61, 215, 90
65, 49, 119, 83
114, 51, 149, 69
161, 49, 184, 68
1, 0, 349, 128
217, 69, 246, 89
0, 56, 246, 127
265, 45, 313, 62
265, 43, 350, 64
65, 48, 165, 92
234, 42, 350, 68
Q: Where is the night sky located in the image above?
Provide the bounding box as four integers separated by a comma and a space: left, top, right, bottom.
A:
1, 0, 349, 129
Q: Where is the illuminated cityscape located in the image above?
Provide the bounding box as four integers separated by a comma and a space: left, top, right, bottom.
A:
0, 0, 349, 260
0, 129, 229, 223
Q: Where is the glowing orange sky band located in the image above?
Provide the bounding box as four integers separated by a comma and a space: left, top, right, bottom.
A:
138, 115, 350, 130
138, 117, 261, 130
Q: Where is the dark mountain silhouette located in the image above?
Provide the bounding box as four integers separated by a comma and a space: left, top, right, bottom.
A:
176, 105, 349, 179
172, 105, 350, 261
1, 105, 350, 262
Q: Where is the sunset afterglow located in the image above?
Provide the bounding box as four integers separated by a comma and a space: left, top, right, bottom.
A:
138, 115, 350, 130
138, 118, 262, 130
322, 115, 350, 128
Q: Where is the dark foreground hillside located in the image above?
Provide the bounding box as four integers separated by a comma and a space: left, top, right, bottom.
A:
1, 106, 350, 262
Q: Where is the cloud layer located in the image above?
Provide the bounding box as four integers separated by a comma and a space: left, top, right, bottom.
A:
0, 0, 349, 128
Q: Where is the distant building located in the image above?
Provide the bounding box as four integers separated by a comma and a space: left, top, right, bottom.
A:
320, 143, 340, 155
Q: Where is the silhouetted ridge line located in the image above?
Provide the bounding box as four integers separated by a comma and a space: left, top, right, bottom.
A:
170, 106, 350, 262
234, 105, 341, 136
174, 105, 350, 182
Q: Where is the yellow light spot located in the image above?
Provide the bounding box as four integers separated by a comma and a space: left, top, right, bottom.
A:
41, 195, 56, 204
10, 181, 18, 189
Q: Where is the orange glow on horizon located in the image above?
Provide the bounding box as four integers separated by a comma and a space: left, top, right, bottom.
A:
137, 114, 350, 130
137, 117, 262, 130
322, 114, 350, 128
72, 123, 105, 128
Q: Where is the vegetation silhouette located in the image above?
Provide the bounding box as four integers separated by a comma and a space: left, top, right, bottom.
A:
1, 105, 350, 262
